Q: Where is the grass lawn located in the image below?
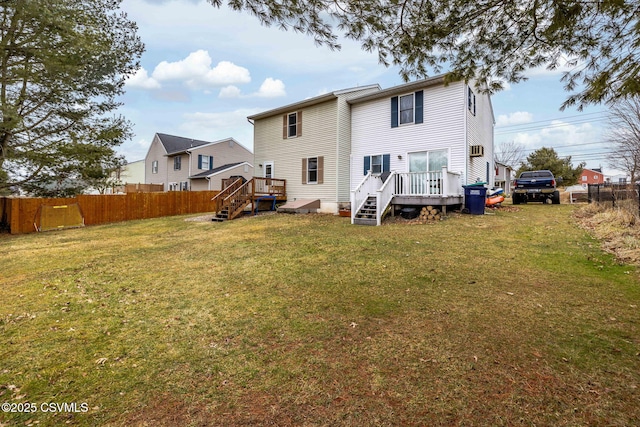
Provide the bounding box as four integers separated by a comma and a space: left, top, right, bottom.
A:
1, 204, 639, 426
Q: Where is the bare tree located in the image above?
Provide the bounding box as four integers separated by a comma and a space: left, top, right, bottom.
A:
495, 140, 525, 169
607, 98, 640, 183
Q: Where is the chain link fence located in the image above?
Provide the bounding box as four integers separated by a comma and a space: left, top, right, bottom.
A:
587, 183, 640, 216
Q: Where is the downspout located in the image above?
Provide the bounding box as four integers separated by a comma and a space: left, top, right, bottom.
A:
186, 151, 192, 190
247, 118, 255, 178
464, 83, 469, 186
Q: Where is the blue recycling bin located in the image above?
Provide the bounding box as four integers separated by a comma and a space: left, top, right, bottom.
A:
463, 184, 487, 215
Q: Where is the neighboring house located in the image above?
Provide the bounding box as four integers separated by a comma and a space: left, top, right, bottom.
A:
580, 168, 605, 187
248, 85, 381, 213
349, 76, 495, 224
494, 162, 513, 194
144, 133, 253, 191
118, 159, 145, 184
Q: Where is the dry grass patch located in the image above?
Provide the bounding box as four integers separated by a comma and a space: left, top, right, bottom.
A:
575, 203, 640, 266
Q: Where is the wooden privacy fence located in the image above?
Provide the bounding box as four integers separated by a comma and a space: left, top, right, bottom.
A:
0, 191, 219, 235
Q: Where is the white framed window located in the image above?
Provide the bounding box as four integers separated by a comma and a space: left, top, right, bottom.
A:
169, 182, 178, 191
391, 91, 423, 128
307, 157, 318, 183
152, 160, 158, 174
283, 111, 302, 138
180, 181, 189, 191
399, 94, 414, 125
371, 155, 383, 174
173, 156, 181, 171
302, 157, 323, 184
201, 156, 210, 170
288, 113, 298, 137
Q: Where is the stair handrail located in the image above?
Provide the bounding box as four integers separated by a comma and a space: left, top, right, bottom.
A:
224, 178, 253, 204
375, 171, 397, 226
211, 177, 244, 213
351, 172, 380, 223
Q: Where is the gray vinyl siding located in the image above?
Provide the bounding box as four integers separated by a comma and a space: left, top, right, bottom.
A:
144, 134, 253, 191
145, 135, 168, 189
350, 82, 467, 190
190, 163, 253, 191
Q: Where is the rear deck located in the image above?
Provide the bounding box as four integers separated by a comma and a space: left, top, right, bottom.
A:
351, 168, 464, 225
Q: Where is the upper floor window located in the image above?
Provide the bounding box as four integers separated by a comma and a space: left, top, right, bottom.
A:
283, 111, 302, 138
152, 160, 158, 174
391, 91, 423, 128
467, 87, 476, 116
399, 94, 414, 125
173, 156, 181, 171
198, 155, 213, 171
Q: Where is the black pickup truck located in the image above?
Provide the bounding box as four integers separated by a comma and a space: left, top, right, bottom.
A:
512, 170, 560, 204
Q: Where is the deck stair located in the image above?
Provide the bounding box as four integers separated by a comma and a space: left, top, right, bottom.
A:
353, 196, 377, 226
211, 177, 287, 222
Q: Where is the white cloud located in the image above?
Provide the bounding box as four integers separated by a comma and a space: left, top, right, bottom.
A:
126, 68, 161, 89
151, 50, 251, 89
496, 111, 534, 127
219, 85, 242, 98
255, 78, 286, 98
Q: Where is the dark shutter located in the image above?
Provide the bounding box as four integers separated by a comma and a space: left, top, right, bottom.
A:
283, 114, 288, 139
364, 156, 371, 175
391, 96, 399, 128
209, 156, 213, 171
317, 156, 324, 184
297, 111, 302, 137
197, 155, 202, 169
414, 90, 423, 124
302, 158, 307, 184
382, 154, 390, 173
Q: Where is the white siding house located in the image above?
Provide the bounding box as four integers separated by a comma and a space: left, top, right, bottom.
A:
348, 76, 495, 224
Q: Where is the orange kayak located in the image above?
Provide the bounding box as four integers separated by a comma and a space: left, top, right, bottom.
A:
486, 195, 505, 206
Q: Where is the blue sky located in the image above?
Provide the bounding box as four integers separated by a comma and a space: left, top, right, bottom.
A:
118, 0, 616, 175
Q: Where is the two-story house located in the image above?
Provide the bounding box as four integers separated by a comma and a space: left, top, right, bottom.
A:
580, 168, 605, 187
248, 85, 380, 213
348, 76, 495, 224
248, 75, 494, 224
144, 133, 253, 191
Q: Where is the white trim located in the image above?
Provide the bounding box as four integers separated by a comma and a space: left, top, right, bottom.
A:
263, 161, 274, 178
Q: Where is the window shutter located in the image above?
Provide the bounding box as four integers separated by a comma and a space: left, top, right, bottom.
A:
301, 158, 307, 184
209, 156, 213, 170
197, 155, 202, 169
382, 154, 390, 173
297, 111, 302, 137
364, 156, 371, 175
414, 90, 423, 124
317, 156, 324, 184
283, 114, 288, 139
391, 97, 399, 128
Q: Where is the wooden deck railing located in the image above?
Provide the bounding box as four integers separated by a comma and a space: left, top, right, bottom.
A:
211, 178, 244, 213
211, 177, 287, 220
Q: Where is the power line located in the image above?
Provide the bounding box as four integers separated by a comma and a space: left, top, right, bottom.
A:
495, 117, 609, 135
495, 111, 608, 129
